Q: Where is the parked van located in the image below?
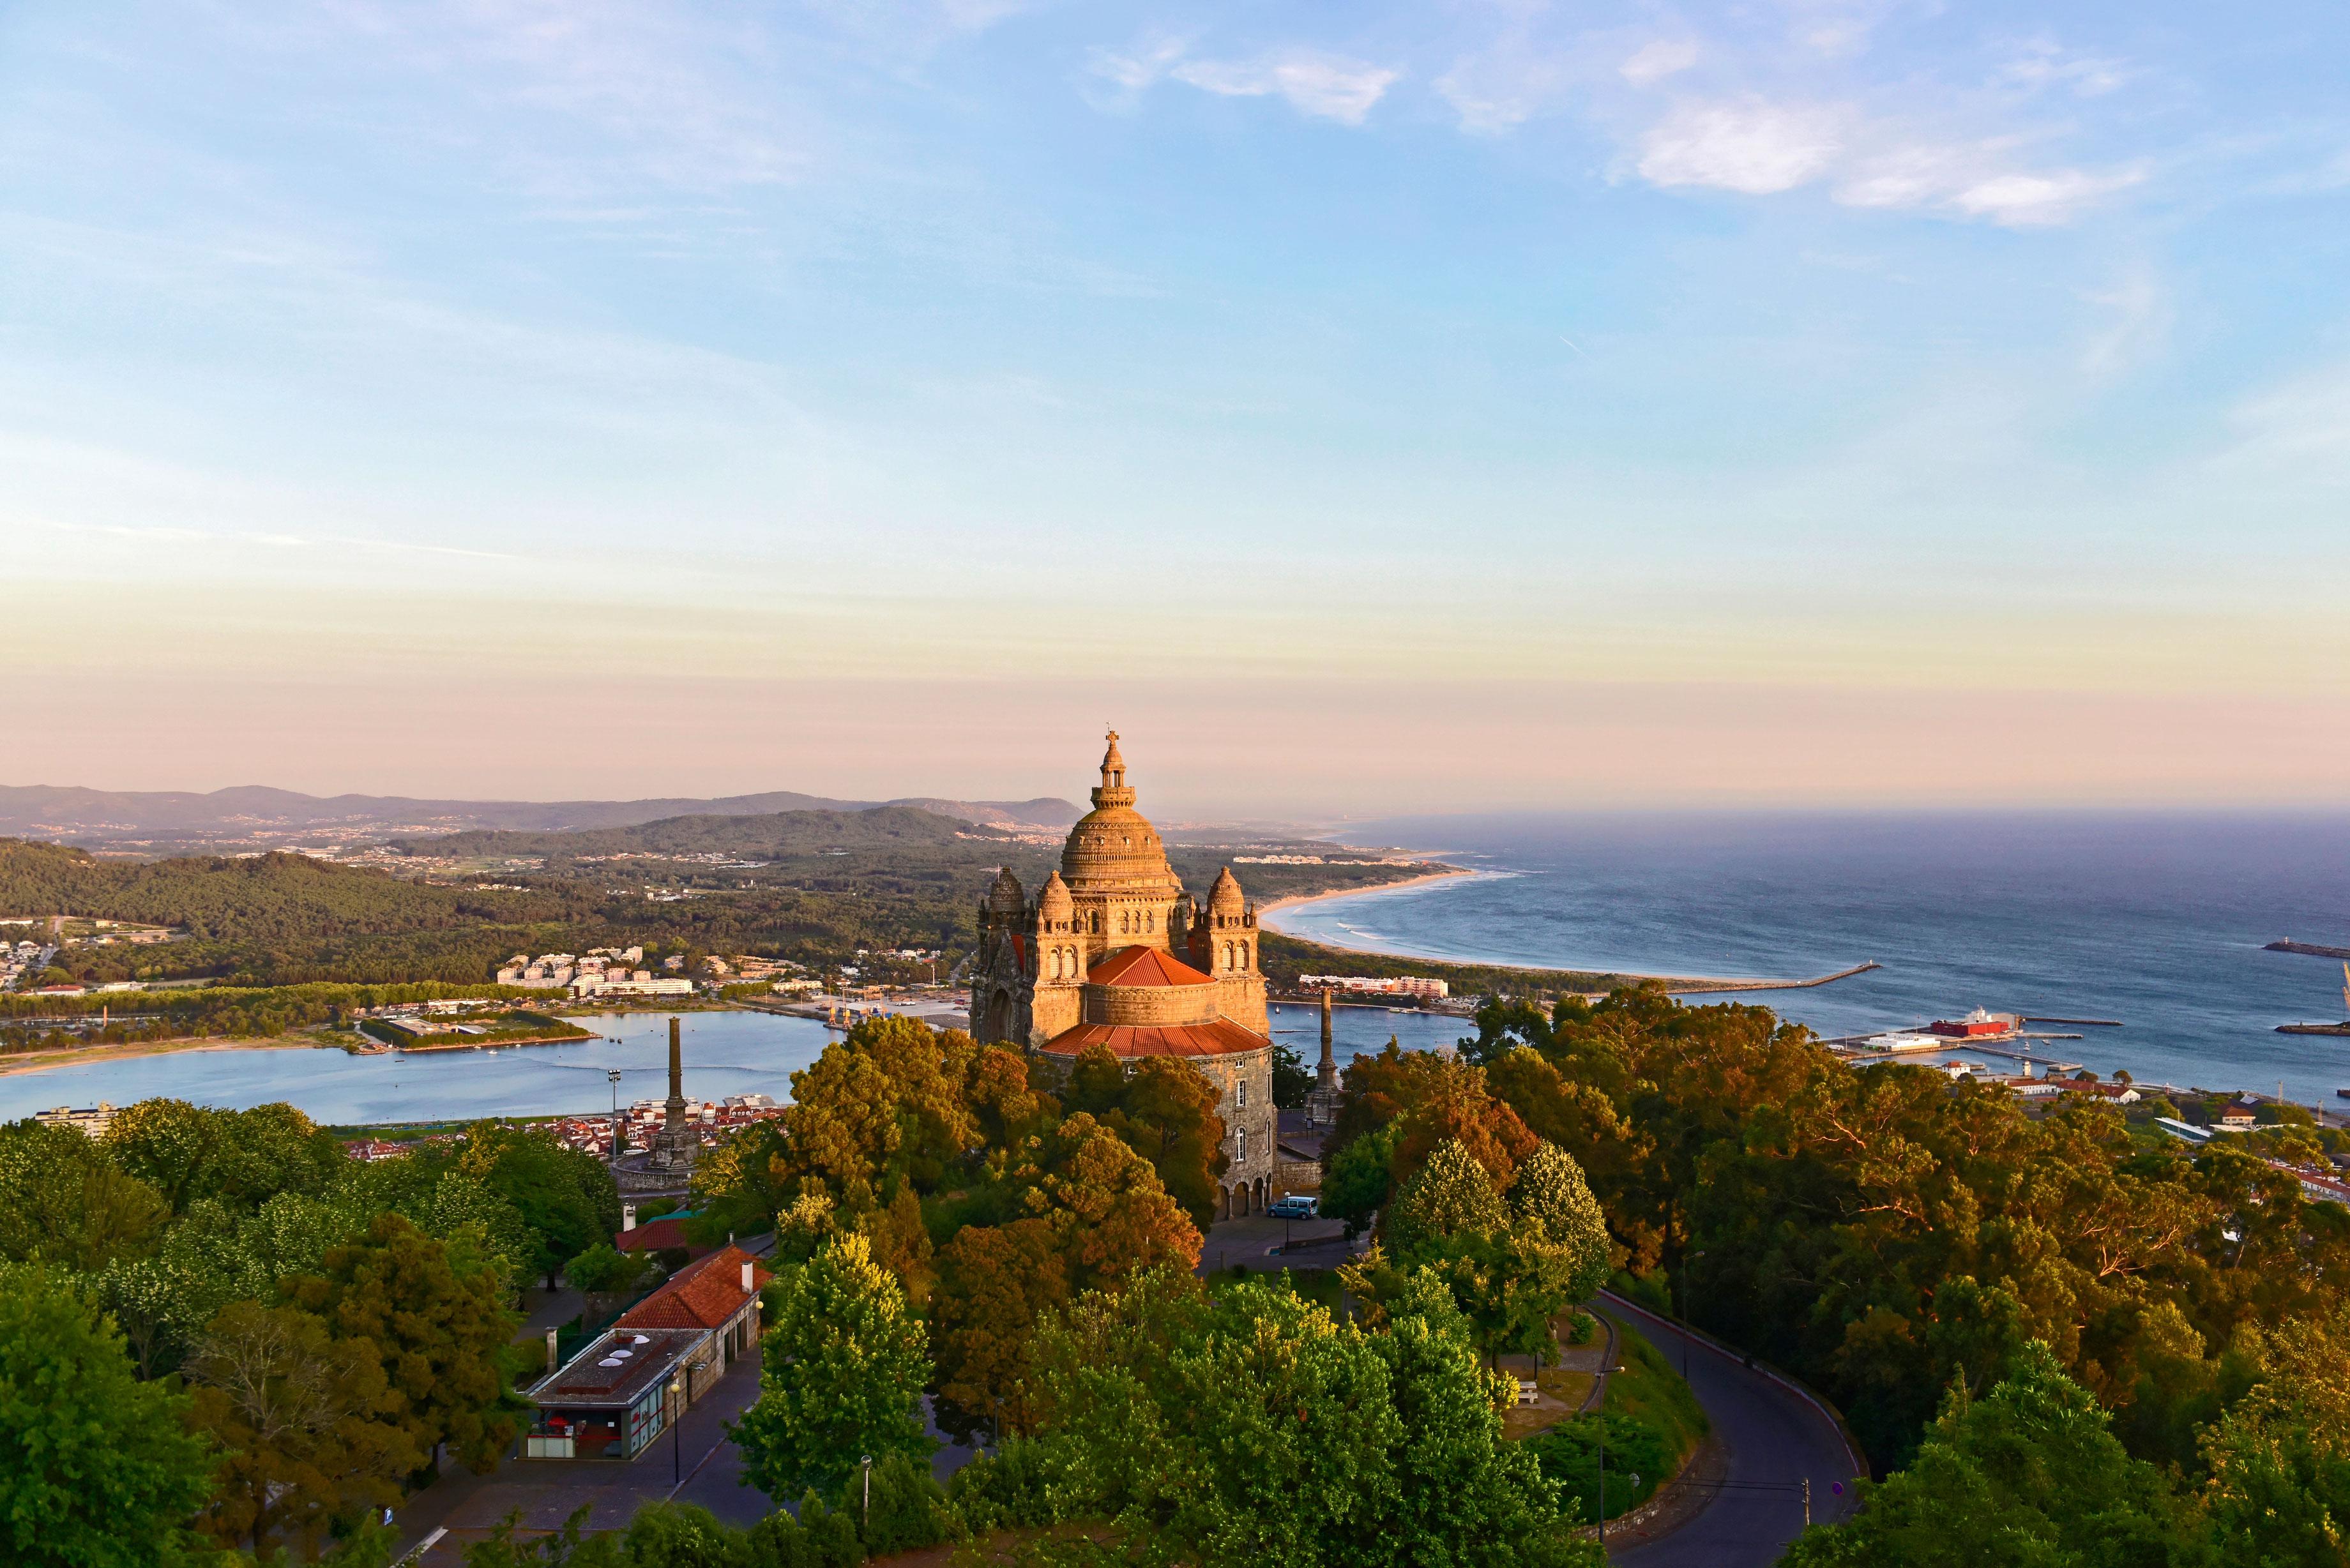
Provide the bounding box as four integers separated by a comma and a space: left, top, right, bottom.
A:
1267, 1195, 1319, 1219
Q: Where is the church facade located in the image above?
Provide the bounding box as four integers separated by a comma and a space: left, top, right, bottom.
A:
969, 733, 1278, 1218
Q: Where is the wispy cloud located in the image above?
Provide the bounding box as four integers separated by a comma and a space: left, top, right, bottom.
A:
1634, 94, 2144, 224
1997, 39, 2129, 98
1620, 38, 1700, 87
1639, 98, 1845, 193
1090, 40, 1401, 125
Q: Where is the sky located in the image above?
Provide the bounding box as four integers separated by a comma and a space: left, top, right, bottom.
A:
4, 0, 2349, 816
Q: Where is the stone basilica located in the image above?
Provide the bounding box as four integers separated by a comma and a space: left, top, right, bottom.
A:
969, 732, 1277, 1218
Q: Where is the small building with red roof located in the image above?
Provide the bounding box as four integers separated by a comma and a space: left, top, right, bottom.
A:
524, 1244, 771, 1461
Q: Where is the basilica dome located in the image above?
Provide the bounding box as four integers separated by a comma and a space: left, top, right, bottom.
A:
1058, 732, 1184, 900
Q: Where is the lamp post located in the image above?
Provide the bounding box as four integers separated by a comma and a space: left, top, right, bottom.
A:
670, 1373, 684, 1486
608, 1069, 624, 1166
1596, 1359, 1623, 1544
861, 1455, 873, 1527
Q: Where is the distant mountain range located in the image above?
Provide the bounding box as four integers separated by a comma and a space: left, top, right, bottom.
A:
0, 785, 1083, 845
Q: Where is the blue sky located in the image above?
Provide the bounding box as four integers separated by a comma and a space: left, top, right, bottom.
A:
4, 1, 2349, 811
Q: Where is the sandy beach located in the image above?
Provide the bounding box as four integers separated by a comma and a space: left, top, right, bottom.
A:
1257, 863, 1477, 920
1261, 862, 1872, 995
0, 1032, 321, 1079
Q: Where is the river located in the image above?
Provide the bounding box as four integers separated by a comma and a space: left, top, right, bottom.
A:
0, 1001, 1470, 1126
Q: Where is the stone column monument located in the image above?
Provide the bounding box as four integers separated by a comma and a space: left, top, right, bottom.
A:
1306, 988, 1342, 1127
652, 1016, 698, 1174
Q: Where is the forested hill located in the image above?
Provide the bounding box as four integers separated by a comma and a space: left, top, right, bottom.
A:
0, 840, 582, 939
0, 783, 1082, 843
404, 804, 990, 864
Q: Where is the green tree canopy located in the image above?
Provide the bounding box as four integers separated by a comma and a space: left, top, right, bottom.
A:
731, 1232, 936, 1503
1384, 1137, 1507, 1257
1004, 1267, 1601, 1568
291, 1212, 521, 1474
0, 1118, 169, 1272
1782, 1341, 2197, 1568
0, 1265, 215, 1568
185, 1299, 422, 1557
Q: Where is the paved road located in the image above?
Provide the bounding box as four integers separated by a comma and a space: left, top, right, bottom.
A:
1598, 1295, 1865, 1567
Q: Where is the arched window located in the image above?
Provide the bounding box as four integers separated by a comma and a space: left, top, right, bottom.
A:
1145, 910, 1155, 933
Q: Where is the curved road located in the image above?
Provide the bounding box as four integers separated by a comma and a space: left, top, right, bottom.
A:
1597, 1293, 1865, 1567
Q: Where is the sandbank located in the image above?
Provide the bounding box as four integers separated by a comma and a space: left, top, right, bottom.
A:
0, 1033, 321, 1078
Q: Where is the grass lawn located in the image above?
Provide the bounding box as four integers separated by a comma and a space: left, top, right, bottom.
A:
1519, 1314, 1709, 1522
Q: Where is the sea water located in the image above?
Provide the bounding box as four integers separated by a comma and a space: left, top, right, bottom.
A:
1270, 811, 2350, 1108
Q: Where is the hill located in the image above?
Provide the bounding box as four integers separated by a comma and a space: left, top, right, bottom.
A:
0, 840, 582, 940
0, 783, 1081, 846
400, 805, 986, 864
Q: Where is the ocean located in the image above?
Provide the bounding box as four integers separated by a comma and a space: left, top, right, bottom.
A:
1267, 811, 2350, 1109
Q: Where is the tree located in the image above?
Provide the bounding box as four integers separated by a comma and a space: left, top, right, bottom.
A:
731, 1233, 936, 1503
1323, 1123, 1397, 1239
2200, 1299, 2350, 1564
1020, 1268, 1600, 1567
931, 1216, 1070, 1444
1270, 1040, 1312, 1110
457, 1123, 620, 1290
1780, 1342, 2194, 1568
1014, 1113, 1202, 1290
1507, 1143, 1611, 1302
1063, 1050, 1229, 1231
185, 1299, 421, 1557
1384, 1138, 1507, 1258
0, 1264, 215, 1568
106, 1099, 341, 1214
291, 1212, 521, 1474
0, 1118, 169, 1271
563, 1242, 649, 1296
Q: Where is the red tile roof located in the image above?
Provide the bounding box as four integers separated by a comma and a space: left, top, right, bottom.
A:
1088, 945, 1213, 988
1038, 1016, 1271, 1059
618, 1245, 773, 1331
614, 1216, 696, 1254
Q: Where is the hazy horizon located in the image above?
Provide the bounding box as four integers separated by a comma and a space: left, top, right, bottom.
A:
6, 1, 2347, 811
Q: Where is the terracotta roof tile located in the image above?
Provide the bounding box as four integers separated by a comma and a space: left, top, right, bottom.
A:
1087, 945, 1213, 988
1037, 1016, 1270, 1059
614, 1216, 697, 1254
618, 1245, 772, 1331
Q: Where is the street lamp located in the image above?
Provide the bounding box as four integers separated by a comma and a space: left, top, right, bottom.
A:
1596, 1360, 1623, 1544
670, 1373, 685, 1486
608, 1069, 625, 1166
861, 1455, 874, 1527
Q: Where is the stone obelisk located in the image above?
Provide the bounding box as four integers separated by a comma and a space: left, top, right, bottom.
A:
653, 1016, 697, 1173
1306, 988, 1342, 1127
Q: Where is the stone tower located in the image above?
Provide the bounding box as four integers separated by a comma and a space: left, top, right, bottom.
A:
1305, 987, 1342, 1127
652, 1016, 698, 1173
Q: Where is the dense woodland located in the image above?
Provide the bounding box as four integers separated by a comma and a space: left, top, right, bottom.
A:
0, 1014, 1614, 1567
1316, 986, 2350, 1564
16, 990, 2350, 1564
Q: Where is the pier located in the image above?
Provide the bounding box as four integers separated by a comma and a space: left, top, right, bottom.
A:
1669, 960, 1881, 996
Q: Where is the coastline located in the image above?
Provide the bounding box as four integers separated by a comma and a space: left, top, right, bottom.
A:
1255, 864, 1478, 920
1261, 861, 1874, 995
0, 1032, 321, 1080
